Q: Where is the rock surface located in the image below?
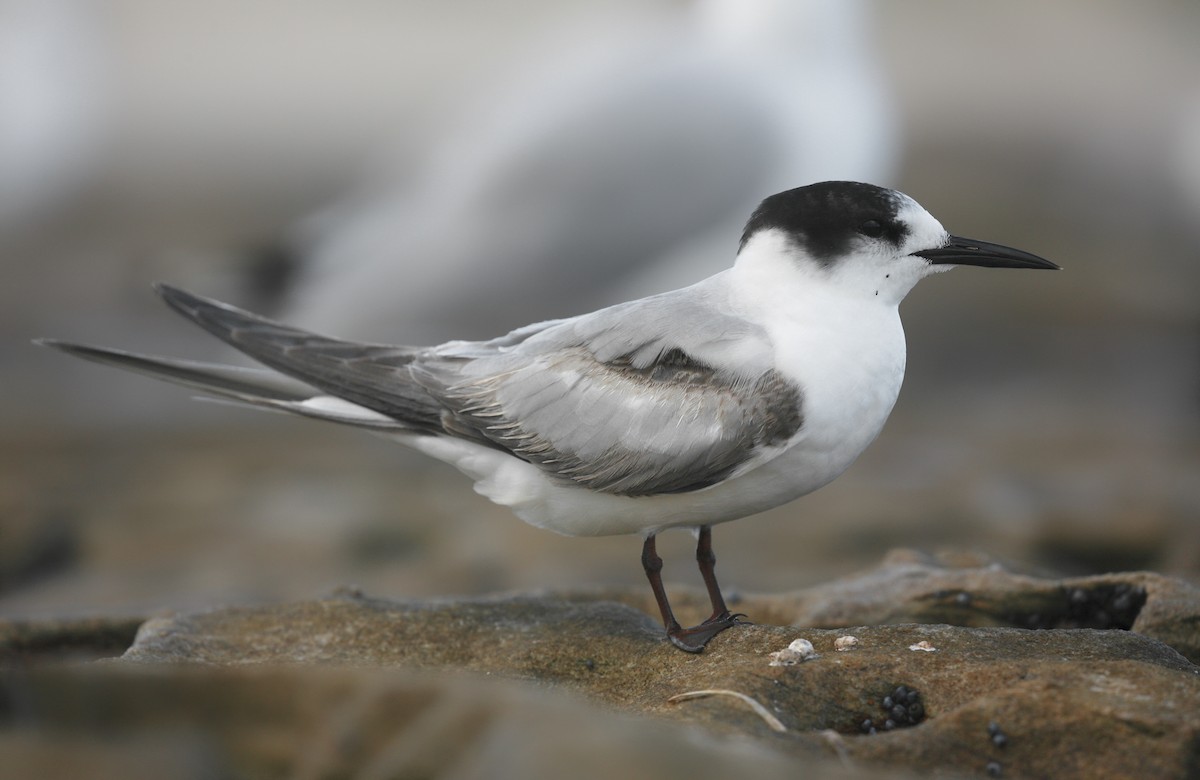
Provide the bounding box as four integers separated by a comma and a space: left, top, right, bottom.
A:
583, 549, 1200, 663
3, 553, 1199, 779
116, 591, 1200, 778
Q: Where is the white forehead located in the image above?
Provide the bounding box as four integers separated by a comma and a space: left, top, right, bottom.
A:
895, 194, 948, 251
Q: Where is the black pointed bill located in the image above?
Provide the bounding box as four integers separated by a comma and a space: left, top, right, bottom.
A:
914, 235, 1060, 270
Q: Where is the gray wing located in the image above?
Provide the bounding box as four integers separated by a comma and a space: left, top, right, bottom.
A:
415, 282, 804, 497
63, 284, 803, 497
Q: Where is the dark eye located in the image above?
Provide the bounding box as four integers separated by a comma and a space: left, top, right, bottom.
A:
858, 219, 885, 238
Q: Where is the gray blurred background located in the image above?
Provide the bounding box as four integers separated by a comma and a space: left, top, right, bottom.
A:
3, 0, 1198, 620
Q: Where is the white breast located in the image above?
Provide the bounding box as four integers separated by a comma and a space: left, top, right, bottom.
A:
723, 294, 907, 508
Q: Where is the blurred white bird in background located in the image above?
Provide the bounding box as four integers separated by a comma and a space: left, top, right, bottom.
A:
0, 0, 107, 231
282, 0, 898, 344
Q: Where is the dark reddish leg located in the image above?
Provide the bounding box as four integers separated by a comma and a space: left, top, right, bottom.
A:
641, 534, 684, 637
641, 527, 745, 653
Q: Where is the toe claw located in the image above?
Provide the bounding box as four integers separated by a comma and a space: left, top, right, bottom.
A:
666, 612, 747, 652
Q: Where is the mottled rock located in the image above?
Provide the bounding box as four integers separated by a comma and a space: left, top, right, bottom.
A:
582, 549, 1200, 664
4, 551, 1199, 778
111, 590, 1200, 778
777, 549, 1200, 665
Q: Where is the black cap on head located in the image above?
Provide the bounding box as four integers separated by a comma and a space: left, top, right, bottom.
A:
739, 181, 910, 266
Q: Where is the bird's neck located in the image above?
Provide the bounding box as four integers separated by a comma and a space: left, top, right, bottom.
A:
728, 232, 907, 398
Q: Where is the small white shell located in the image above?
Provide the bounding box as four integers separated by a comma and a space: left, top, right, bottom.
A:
908, 640, 938, 652
768, 638, 818, 666
834, 635, 859, 652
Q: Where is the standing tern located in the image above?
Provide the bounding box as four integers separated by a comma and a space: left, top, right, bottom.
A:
39, 181, 1058, 652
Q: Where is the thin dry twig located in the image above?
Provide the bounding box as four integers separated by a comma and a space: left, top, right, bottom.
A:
667, 689, 787, 732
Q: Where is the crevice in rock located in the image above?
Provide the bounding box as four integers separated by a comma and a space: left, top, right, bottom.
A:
1002, 583, 1148, 630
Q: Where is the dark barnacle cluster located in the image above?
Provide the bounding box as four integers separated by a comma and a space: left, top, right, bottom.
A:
1009, 582, 1147, 630
984, 721, 1008, 776
859, 684, 925, 735
987, 720, 1008, 749
1063, 582, 1146, 629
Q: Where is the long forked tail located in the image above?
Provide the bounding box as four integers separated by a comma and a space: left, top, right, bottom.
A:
35, 339, 409, 430
37, 284, 446, 433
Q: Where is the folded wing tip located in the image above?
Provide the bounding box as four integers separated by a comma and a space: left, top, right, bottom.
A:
154, 281, 205, 316
33, 337, 90, 356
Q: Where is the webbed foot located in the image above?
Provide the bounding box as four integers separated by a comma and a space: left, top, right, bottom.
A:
666, 611, 748, 653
